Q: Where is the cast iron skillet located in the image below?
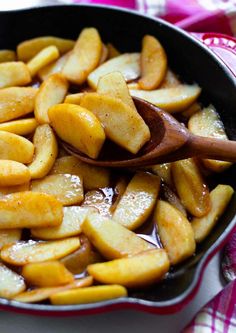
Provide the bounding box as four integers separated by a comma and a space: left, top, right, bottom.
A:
0, 4, 235, 316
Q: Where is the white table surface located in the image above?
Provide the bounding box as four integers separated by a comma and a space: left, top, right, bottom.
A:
0, 253, 225, 333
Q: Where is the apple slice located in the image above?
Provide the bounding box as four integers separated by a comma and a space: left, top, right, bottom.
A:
38, 52, 70, 81
0, 131, 34, 163
1, 237, 80, 266
0, 160, 30, 186
0, 62, 31, 88
0, 192, 63, 229
130, 84, 201, 113
35, 73, 69, 124
87, 249, 170, 288
139, 35, 167, 90
50, 285, 127, 305
0, 87, 37, 123
0, 229, 22, 250
31, 174, 84, 206
0, 50, 16, 63
48, 103, 105, 159
80, 93, 150, 154
82, 212, 153, 260
0, 118, 38, 136
62, 28, 102, 85
112, 172, 160, 230
87, 53, 140, 89
0, 263, 26, 298
27, 46, 59, 77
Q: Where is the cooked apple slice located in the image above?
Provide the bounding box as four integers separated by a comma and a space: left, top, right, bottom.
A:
35, 73, 68, 124
0, 182, 29, 197
0, 62, 31, 88
50, 284, 127, 305
0, 87, 37, 123
154, 200, 195, 264
38, 52, 70, 81
139, 35, 167, 90
0, 263, 26, 298
82, 190, 113, 217
107, 43, 120, 59
99, 44, 108, 65
181, 102, 201, 119
0, 50, 16, 63
0, 131, 34, 163
0, 160, 30, 186
50, 156, 110, 190
0, 118, 38, 136
172, 159, 211, 217
88, 249, 169, 288
1, 237, 80, 265
82, 212, 153, 260
31, 174, 84, 206
62, 28, 102, 85
61, 235, 101, 274
17, 36, 75, 61
188, 105, 232, 172
113, 172, 160, 230
13, 277, 93, 303
160, 70, 181, 89
0, 229, 22, 250
110, 177, 128, 213
192, 185, 234, 243
48, 103, 105, 159
27, 46, 60, 77
64, 92, 84, 105
161, 183, 187, 217
80, 93, 150, 154
28, 124, 58, 179
22, 261, 74, 287
130, 84, 201, 113
0, 192, 63, 229
87, 53, 140, 89
97, 71, 136, 111
31, 206, 92, 240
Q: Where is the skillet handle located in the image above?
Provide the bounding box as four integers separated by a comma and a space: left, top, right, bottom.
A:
191, 32, 236, 77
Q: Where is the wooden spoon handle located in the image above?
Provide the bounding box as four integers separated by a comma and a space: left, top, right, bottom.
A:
187, 135, 236, 162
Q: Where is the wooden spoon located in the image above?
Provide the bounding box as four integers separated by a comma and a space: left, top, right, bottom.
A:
63, 97, 236, 168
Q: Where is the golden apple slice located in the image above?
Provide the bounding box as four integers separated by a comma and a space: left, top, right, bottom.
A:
50, 284, 127, 305
1, 237, 80, 265
181, 102, 201, 119
0, 263, 26, 298
38, 52, 70, 81
151, 163, 173, 186
87, 53, 140, 89
139, 35, 167, 90
0, 182, 29, 197
28, 124, 58, 179
27, 46, 59, 77
107, 43, 120, 59
130, 84, 201, 113
35, 73, 69, 124
17, 36, 75, 61
31, 174, 84, 206
88, 249, 169, 288
0, 50, 16, 63
154, 200, 195, 264
0, 62, 31, 88
48, 103, 105, 159
62, 28, 102, 85
192, 185, 234, 243
172, 159, 211, 217
0, 192, 63, 229
0, 131, 34, 163
0, 229, 22, 250
0, 87, 37, 123
50, 156, 110, 191
61, 235, 101, 274
13, 277, 93, 303
161, 183, 187, 217
97, 71, 137, 111
188, 105, 232, 172
160, 70, 181, 89
0, 160, 30, 186
113, 172, 160, 230
31, 206, 92, 240
22, 261, 74, 287
64, 92, 84, 105
82, 212, 153, 260
0, 118, 38, 136
80, 93, 150, 154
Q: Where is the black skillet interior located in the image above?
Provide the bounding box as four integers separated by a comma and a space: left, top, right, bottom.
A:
0, 4, 235, 312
